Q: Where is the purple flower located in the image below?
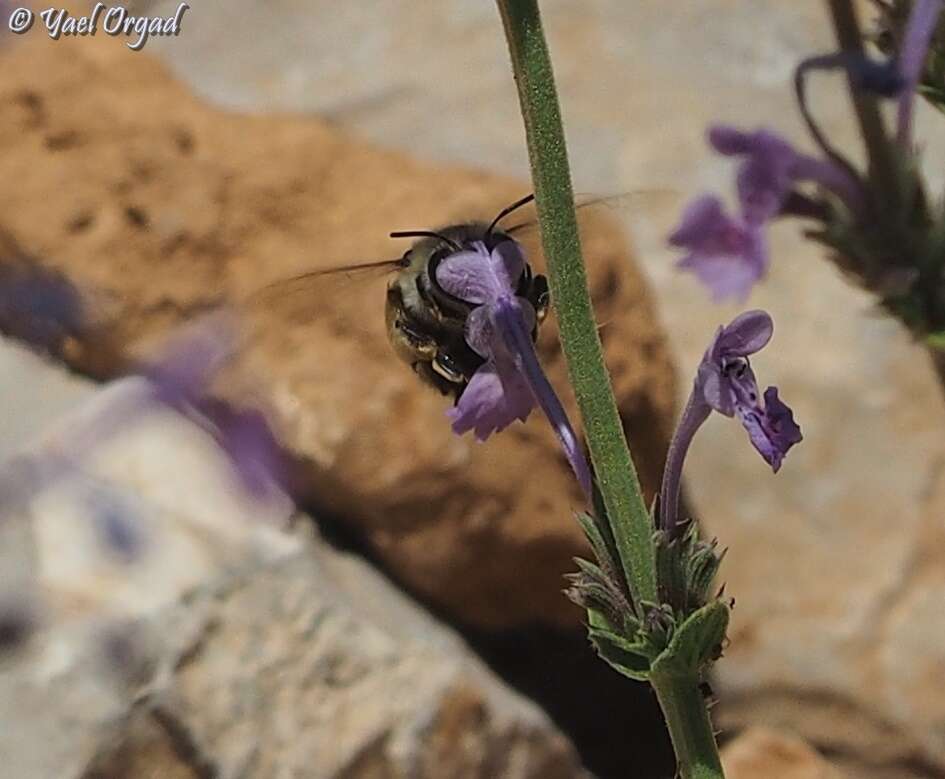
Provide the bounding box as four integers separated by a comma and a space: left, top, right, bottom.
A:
139, 313, 286, 499
435, 240, 593, 499
437, 241, 535, 439
697, 310, 802, 470
897, 0, 945, 145
669, 195, 768, 303
709, 125, 866, 222
659, 310, 802, 533
198, 403, 287, 500
696, 308, 774, 416
709, 127, 801, 224
0, 262, 85, 353
142, 311, 237, 411
671, 127, 865, 302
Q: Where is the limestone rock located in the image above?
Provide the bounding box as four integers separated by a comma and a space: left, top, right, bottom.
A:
135, 1, 945, 775
85, 548, 585, 779
0, 340, 584, 779
722, 728, 847, 779
0, 34, 676, 631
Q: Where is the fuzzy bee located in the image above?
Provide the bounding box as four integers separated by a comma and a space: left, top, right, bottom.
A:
255, 194, 549, 400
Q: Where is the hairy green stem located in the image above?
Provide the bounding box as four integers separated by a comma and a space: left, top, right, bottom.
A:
826, 0, 901, 208
495, 0, 656, 605
495, 2, 726, 775
651, 670, 726, 779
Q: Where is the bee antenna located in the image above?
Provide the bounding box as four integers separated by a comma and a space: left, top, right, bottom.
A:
487, 193, 536, 237
389, 230, 462, 252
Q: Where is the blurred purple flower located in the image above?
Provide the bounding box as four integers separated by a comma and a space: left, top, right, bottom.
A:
897, 0, 945, 144
139, 313, 287, 499
198, 402, 286, 500
0, 265, 85, 352
709, 127, 801, 223
142, 312, 237, 410
710, 125, 867, 222
435, 240, 593, 499
660, 311, 801, 533
670, 126, 866, 302
669, 195, 768, 303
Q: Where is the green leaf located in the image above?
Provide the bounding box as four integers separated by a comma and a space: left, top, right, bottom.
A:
575, 511, 622, 589
588, 626, 656, 681
652, 600, 729, 678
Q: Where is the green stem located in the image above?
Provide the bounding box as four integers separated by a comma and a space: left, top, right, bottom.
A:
651, 670, 726, 779
495, 0, 656, 605
826, 0, 901, 208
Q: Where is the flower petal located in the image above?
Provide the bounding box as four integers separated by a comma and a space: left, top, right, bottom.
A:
668, 195, 728, 247
447, 360, 533, 441
717, 309, 774, 357
493, 297, 593, 498
677, 251, 763, 304
761, 386, 803, 466
434, 244, 495, 305
144, 312, 238, 409
464, 298, 535, 360
707, 125, 753, 155
209, 406, 286, 500
435, 240, 526, 306
734, 386, 802, 472
897, 0, 945, 143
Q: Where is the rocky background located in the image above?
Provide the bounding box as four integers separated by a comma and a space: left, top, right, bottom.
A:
1, 1, 944, 778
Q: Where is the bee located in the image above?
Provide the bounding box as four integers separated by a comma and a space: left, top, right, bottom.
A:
252, 191, 661, 399
383, 195, 549, 397
255, 194, 549, 399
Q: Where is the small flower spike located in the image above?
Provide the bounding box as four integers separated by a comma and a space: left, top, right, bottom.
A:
436, 240, 593, 499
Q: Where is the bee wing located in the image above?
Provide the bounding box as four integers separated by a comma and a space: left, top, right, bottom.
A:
503, 190, 679, 236
244, 257, 408, 307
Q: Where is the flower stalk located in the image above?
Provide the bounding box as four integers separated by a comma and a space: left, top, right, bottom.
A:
827, 0, 901, 207
495, 0, 656, 605
651, 668, 726, 779
496, 1, 726, 776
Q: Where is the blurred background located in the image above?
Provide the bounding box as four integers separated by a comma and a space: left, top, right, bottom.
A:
0, 1, 943, 777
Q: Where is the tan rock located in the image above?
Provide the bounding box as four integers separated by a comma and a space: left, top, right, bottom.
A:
0, 35, 675, 630
722, 728, 847, 779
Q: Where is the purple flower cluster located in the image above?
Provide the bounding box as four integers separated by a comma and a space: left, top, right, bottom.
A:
670, 127, 862, 303
669, 0, 943, 303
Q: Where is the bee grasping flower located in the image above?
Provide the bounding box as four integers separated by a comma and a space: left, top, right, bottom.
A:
435, 239, 593, 499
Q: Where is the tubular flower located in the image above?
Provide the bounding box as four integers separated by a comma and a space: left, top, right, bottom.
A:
436, 240, 593, 499
659, 310, 802, 533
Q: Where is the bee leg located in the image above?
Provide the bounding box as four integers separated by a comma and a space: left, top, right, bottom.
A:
431, 351, 465, 385
530, 274, 550, 329
412, 360, 460, 397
